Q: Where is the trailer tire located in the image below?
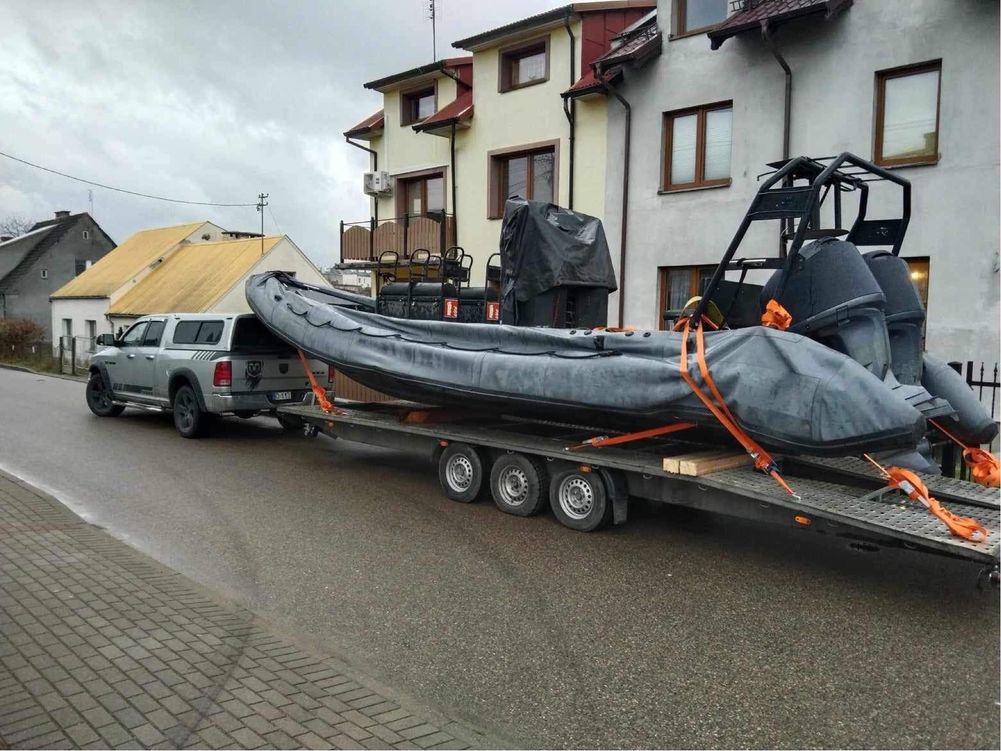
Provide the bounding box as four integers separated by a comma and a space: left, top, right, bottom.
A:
549, 468, 611, 532
489, 453, 548, 516
277, 413, 305, 432
438, 443, 487, 503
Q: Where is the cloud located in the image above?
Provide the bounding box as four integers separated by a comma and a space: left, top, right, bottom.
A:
0, 0, 563, 267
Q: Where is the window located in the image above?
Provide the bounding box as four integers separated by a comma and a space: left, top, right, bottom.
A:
121, 322, 148, 346
85, 320, 97, 351
675, 0, 728, 36
658, 265, 715, 329
490, 146, 556, 217
662, 102, 732, 191
401, 85, 436, 126
905, 257, 930, 310
232, 317, 294, 353
399, 173, 445, 216
142, 320, 165, 347
499, 38, 549, 92
62, 318, 72, 339
82, 230, 90, 240
40, 269, 49, 279
172, 320, 224, 345
875, 61, 941, 167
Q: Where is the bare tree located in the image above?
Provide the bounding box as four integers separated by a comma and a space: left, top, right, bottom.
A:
0, 215, 36, 238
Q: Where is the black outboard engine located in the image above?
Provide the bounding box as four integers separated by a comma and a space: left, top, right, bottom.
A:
863, 251, 925, 385
761, 238, 891, 380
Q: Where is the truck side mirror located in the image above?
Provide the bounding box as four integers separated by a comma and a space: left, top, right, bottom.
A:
95, 333, 116, 347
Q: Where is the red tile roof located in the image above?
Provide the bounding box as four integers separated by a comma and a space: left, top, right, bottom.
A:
591, 21, 661, 69
709, 0, 852, 48
412, 91, 473, 133
562, 67, 622, 98
343, 110, 384, 139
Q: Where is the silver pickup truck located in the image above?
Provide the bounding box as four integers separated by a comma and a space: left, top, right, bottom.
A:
86, 313, 327, 437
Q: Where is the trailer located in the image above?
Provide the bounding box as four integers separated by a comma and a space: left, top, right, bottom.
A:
278, 399, 1000, 584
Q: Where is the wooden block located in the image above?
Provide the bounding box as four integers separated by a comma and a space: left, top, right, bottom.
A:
679, 452, 750, 476
663, 450, 732, 474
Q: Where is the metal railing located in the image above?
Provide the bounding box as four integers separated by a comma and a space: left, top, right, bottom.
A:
340, 212, 456, 262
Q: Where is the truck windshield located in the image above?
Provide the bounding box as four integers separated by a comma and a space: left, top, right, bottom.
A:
231, 316, 294, 353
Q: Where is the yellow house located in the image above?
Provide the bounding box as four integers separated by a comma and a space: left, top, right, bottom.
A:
340, 0, 656, 286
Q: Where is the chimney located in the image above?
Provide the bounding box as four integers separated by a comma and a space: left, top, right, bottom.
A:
54, 210, 71, 220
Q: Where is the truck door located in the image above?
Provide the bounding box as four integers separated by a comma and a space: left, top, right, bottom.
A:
112, 321, 148, 396
133, 319, 166, 403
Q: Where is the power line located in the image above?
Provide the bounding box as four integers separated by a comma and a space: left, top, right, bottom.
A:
0, 148, 258, 207
267, 205, 283, 235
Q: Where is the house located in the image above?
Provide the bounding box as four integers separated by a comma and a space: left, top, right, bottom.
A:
0, 211, 115, 339
50, 222, 326, 347
598, 0, 1000, 365
340, 0, 656, 286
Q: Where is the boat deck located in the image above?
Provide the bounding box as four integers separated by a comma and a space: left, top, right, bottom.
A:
280, 401, 1000, 566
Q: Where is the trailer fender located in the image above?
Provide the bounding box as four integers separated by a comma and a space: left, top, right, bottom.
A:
599, 468, 629, 525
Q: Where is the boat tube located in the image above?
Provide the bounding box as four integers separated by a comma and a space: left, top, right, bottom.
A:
247, 270, 926, 456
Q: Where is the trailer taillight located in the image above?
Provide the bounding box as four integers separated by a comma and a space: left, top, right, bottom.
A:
328, 365, 336, 384
213, 361, 232, 387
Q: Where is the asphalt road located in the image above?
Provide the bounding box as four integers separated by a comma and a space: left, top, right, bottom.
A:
0, 367, 997, 749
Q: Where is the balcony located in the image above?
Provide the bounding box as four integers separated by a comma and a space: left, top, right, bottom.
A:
340, 212, 456, 262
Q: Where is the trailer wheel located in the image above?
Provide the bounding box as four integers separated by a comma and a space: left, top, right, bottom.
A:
489, 453, 548, 516
438, 443, 486, 503
549, 468, 611, 532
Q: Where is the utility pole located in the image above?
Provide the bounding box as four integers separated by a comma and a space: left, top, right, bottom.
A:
256, 192, 269, 254
428, 0, 437, 60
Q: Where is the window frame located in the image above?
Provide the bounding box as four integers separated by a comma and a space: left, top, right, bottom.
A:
498, 36, 550, 93
657, 265, 715, 330
673, 0, 729, 39
393, 167, 447, 217
142, 320, 166, 347
661, 101, 733, 192
120, 321, 149, 347
40, 268, 49, 279
487, 141, 559, 219
873, 60, 942, 168
400, 82, 438, 126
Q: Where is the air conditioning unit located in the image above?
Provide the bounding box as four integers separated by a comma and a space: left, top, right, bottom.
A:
363, 171, 393, 196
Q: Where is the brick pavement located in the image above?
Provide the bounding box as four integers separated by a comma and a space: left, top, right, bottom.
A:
0, 470, 499, 750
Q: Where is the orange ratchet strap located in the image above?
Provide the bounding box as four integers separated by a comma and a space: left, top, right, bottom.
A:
929, 418, 1000, 489
297, 350, 341, 415
678, 318, 797, 497
760, 299, 792, 331
567, 422, 695, 451
863, 454, 989, 543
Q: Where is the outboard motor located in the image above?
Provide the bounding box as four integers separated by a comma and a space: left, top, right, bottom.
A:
761, 238, 891, 380
863, 251, 925, 385
922, 354, 999, 446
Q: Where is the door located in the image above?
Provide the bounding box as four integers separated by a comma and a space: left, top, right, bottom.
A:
133, 320, 166, 402
113, 321, 149, 398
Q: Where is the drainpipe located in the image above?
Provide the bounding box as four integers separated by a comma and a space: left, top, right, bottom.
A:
450, 121, 458, 241
761, 21, 791, 254
345, 136, 379, 224
760, 21, 791, 160
599, 69, 631, 327
563, 14, 576, 209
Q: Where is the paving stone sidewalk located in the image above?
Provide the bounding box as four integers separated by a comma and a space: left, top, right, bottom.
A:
0, 470, 498, 750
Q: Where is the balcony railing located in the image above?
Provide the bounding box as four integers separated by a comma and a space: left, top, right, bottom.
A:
340, 212, 456, 262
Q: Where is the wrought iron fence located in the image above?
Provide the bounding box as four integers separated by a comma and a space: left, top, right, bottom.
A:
937, 360, 1000, 479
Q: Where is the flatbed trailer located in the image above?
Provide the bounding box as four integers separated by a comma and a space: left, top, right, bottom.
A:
278, 400, 1000, 581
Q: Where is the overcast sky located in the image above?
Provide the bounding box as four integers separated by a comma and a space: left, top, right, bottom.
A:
0, 0, 562, 268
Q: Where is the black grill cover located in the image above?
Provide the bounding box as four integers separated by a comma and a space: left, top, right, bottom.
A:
499, 197, 618, 306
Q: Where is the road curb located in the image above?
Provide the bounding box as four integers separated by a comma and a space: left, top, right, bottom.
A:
0, 362, 87, 382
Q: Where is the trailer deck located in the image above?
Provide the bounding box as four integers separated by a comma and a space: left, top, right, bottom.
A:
279, 401, 1000, 569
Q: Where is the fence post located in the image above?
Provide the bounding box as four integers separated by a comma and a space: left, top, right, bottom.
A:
58, 337, 64, 375
70, 337, 76, 376
369, 217, 376, 261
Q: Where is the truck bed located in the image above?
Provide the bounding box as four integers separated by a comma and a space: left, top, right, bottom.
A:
279, 401, 1000, 567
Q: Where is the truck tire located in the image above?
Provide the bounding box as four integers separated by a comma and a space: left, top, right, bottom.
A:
277, 413, 305, 433
172, 385, 207, 439
86, 372, 124, 417
549, 468, 612, 532
489, 452, 548, 516
438, 443, 486, 503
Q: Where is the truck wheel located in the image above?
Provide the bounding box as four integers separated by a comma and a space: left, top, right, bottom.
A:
86, 373, 124, 417
172, 385, 207, 439
438, 443, 486, 503
490, 453, 548, 516
549, 468, 612, 532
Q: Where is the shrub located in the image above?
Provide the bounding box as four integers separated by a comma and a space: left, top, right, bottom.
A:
0, 318, 45, 348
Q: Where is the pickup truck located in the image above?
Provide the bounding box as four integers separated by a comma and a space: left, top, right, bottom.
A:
86, 313, 328, 437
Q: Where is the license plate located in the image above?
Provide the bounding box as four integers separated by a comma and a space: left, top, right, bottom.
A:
271, 391, 292, 401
